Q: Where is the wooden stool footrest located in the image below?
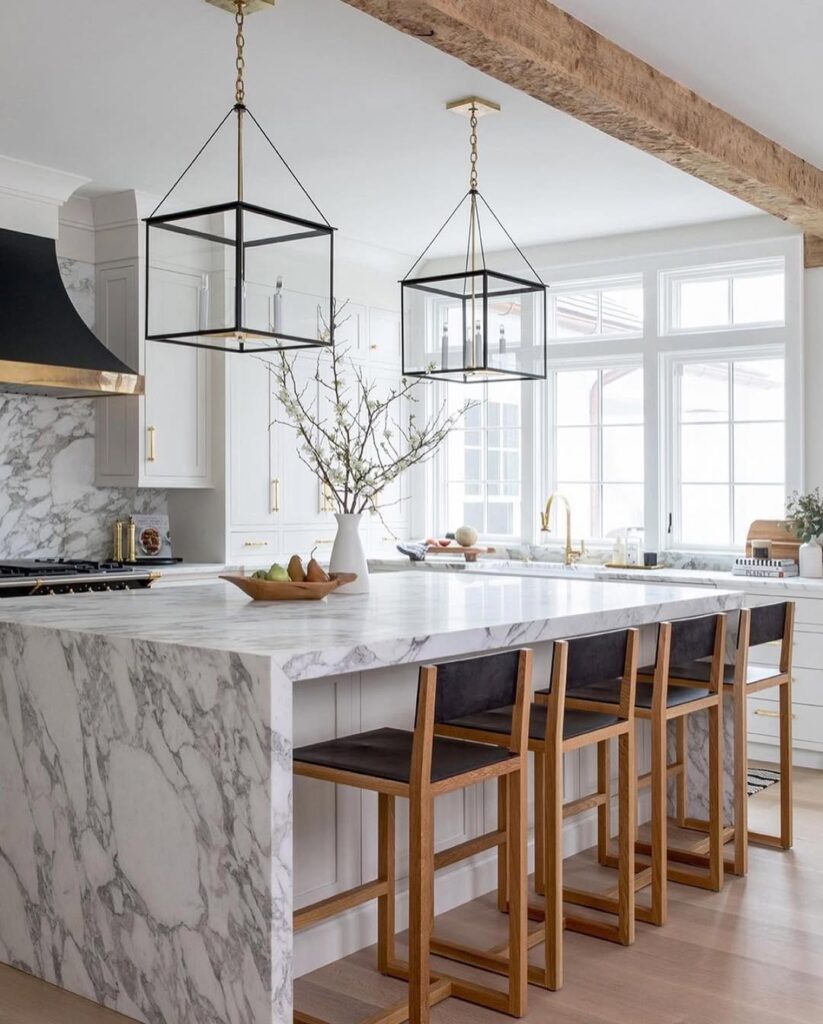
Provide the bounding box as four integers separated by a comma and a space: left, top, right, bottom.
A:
434, 828, 505, 871
295, 879, 388, 931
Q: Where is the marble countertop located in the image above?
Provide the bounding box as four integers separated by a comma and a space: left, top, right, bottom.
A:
0, 571, 741, 680
379, 557, 823, 594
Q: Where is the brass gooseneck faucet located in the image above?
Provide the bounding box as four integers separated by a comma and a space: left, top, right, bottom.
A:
539, 492, 585, 566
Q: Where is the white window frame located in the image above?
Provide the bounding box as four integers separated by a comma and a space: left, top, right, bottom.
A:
663, 344, 787, 552
549, 274, 644, 342
660, 256, 786, 336
420, 229, 803, 558
547, 354, 645, 543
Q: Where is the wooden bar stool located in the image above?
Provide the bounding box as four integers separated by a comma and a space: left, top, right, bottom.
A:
565, 614, 727, 927
661, 601, 795, 877
293, 648, 534, 1024
434, 627, 639, 992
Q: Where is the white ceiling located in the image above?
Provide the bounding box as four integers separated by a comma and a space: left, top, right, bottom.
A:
0, 0, 765, 256
554, 0, 823, 169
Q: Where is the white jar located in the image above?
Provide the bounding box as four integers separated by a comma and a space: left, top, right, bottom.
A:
799, 538, 823, 579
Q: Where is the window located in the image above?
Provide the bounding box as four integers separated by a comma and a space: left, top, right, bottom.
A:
551, 365, 644, 539
661, 258, 785, 334
550, 276, 643, 340
425, 237, 798, 556
671, 355, 785, 548
445, 380, 522, 538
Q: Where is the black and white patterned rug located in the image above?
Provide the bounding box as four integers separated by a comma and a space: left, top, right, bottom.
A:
748, 767, 780, 796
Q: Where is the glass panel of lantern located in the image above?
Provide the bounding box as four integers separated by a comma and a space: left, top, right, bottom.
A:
402, 269, 546, 382
146, 202, 334, 353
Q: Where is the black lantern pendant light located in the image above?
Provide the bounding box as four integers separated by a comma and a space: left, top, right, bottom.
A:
145, 0, 335, 354
401, 98, 547, 382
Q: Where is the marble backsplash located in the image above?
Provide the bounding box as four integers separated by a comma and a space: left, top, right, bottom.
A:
0, 259, 167, 561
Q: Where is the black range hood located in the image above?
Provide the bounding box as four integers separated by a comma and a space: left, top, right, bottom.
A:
0, 227, 143, 398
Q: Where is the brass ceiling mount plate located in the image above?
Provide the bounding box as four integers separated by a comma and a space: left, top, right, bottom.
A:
446, 97, 501, 118
203, 0, 275, 13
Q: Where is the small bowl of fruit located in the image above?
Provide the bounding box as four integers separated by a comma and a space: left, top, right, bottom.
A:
221, 551, 356, 601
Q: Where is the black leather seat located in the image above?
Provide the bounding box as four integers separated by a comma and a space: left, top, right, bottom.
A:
553, 678, 710, 709
447, 702, 619, 742
641, 661, 778, 687
294, 726, 514, 784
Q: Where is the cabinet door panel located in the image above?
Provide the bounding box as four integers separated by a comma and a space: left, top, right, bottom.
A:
273, 353, 326, 526
229, 356, 277, 527
369, 307, 401, 364
144, 343, 209, 482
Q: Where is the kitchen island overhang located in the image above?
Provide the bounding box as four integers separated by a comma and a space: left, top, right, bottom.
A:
0, 572, 742, 1024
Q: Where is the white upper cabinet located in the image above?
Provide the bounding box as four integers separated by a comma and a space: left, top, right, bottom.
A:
368, 307, 402, 365
93, 192, 213, 489
228, 350, 330, 530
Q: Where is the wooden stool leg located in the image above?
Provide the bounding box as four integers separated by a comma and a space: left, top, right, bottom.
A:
707, 703, 724, 892
542, 740, 564, 990
533, 752, 546, 896
408, 790, 434, 1024
597, 738, 611, 866
378, 793, 396, 973
732, 687, 748, 876
779, 678, 794, 849
648, 708, 668, 926
497, 775, 510, 911
675, 717, 687, 827
506, 768, 528, 1015
617, 726, 636, 945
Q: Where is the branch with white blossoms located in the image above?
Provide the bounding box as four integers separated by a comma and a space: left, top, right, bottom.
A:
257, 301, 477, 517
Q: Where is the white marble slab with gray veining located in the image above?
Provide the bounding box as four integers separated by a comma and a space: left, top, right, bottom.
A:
0, 571, 742, 1024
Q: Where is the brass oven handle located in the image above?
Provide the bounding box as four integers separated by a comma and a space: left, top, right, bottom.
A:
147, 425, 157, 463
753, 708, 796, 719
271, 479, 281, 513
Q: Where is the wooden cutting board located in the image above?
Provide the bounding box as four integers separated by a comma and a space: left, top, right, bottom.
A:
745, 519, 800, 561
425, 544, 496, 563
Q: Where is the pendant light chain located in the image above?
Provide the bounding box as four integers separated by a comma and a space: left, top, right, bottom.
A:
469, 103, 479, 191
234, 1, 247, 106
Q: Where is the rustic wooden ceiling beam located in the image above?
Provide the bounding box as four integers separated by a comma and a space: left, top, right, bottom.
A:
340, 0, 823, 265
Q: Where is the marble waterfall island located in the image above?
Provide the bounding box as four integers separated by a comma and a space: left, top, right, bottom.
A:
0, 571, 742, 1024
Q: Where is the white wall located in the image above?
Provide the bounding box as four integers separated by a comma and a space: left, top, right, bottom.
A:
804, 267, 823, 491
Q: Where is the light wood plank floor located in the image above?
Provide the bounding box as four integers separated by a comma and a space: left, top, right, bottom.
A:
2, 766, 821, 1024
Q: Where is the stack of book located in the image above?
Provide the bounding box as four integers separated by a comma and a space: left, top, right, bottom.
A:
732, 557, 798, 579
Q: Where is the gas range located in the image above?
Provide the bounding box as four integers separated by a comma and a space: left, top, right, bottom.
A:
0, 559, 158, 598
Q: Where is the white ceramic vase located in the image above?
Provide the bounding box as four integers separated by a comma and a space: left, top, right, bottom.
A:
329, 512, 370, 594
799, 538, 823, 579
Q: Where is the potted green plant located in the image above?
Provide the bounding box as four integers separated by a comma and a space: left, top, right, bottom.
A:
786, 488, 823, 578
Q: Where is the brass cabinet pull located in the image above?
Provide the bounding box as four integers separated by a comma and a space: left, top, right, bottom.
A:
147, 425, 157, 463
243, 540, 270, 548
271, 478, 281, 512
753, 707, 796, 719
314, 538, 334, 544
321, 482, 333, 513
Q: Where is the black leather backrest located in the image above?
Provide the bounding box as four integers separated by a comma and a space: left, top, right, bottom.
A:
563, 630, 629, 688
749, 602, 788, 648
430, 650, 522, 723
669, 615, 719, 664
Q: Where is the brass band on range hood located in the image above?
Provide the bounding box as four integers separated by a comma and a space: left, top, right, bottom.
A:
0, 360, 144, 398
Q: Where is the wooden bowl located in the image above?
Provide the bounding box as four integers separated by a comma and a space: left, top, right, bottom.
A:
220, 572, 357, 601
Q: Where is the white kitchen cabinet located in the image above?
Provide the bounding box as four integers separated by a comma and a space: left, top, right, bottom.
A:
93, 194, 213, 489
368, 306, 402, 365
228, 350, 334, 536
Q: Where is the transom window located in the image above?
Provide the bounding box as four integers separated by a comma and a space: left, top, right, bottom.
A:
550, 276, 643, 340
661, 258, 785, 334
551, 364, 644, 539
670, 354, 785, 548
